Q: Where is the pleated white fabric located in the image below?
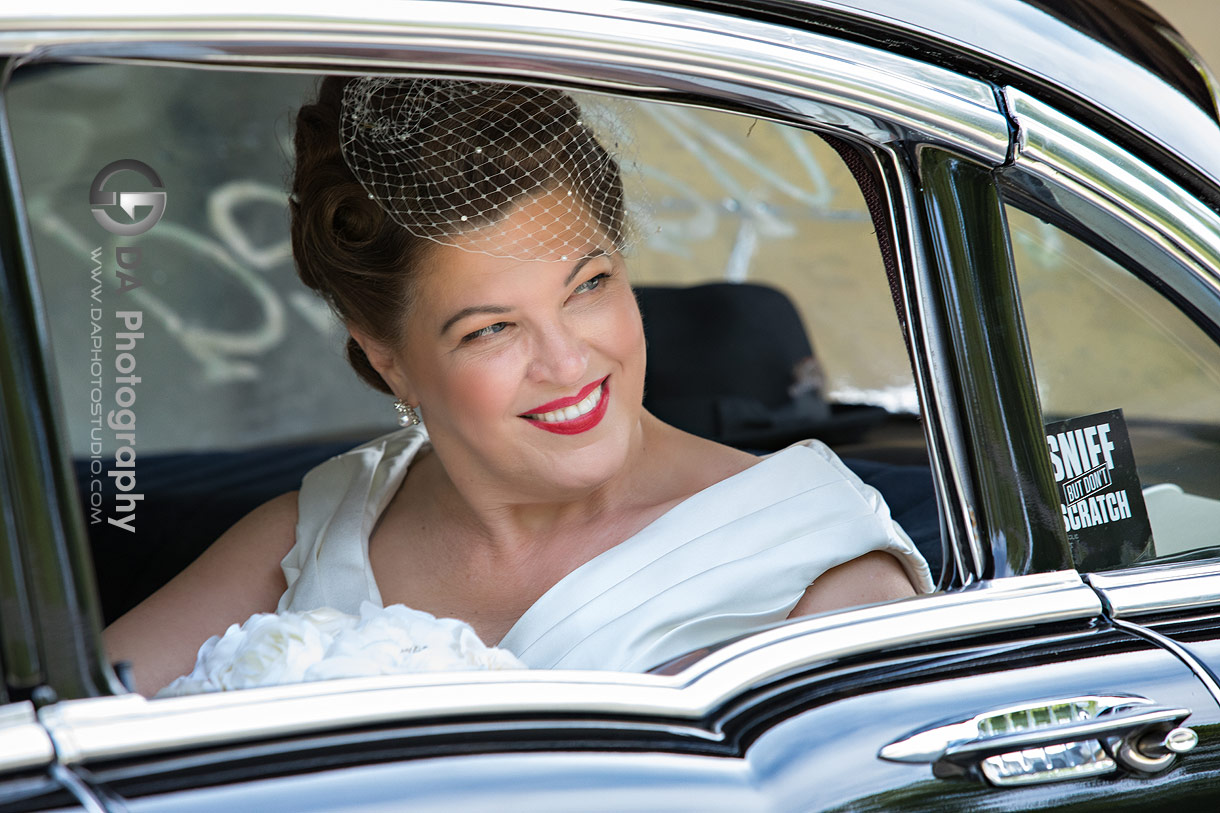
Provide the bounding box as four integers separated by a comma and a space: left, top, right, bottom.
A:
279, 426, 933, 672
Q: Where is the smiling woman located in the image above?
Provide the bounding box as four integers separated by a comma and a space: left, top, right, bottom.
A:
100, 74, 933, 697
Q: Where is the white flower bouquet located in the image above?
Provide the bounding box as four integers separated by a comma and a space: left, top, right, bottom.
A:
157, 602, 526, 697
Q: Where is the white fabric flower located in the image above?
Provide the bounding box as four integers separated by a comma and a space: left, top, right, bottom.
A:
157, 602, 525, 697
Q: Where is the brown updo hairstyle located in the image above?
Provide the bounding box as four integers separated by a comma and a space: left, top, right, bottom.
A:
289, 76, 629, 393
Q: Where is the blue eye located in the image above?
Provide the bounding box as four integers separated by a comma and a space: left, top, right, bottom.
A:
463, 322, 507, 342
573, 272, 610, 295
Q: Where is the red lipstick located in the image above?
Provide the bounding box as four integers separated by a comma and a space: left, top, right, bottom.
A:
520, 376, 610, 435
523, 377, 605, 415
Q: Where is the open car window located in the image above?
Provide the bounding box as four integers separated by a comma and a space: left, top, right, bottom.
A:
7, 62, 938, 689
1006, 203, 1220, 569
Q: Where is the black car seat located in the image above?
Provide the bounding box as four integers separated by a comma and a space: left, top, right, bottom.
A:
635, 281, 887, 449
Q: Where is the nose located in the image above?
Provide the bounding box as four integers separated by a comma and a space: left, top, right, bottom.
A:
527, 318, 588, 387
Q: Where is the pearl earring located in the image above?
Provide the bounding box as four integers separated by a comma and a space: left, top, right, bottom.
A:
393, 399, 421, 427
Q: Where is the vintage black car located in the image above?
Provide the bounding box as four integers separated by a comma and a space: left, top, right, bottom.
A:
2, 0, 1220, 810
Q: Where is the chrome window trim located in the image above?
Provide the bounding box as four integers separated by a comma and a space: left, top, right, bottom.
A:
819, 0, 1220, 186
1004, 88, 1220, 328
880, 145, 984, 582
37, 572, 1098, 764
1088, 561, 1220, 618
0, 1, 1009, 163
0, 701, 55, 774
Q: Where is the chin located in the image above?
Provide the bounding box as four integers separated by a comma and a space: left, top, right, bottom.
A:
550, 434, 634, 493
525, 412, 637, 495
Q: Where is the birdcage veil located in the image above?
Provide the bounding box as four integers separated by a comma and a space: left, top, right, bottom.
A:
339, 76, 652, 261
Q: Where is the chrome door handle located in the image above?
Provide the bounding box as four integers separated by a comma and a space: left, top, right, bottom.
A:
881, 695, 1197, 787
938, 704, 1191, 781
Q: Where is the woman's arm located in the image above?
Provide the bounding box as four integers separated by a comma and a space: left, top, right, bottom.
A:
787, 550, 916, 619
103, 491, 300, 697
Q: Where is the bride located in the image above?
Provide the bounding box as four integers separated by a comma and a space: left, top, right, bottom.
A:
105, 77, 932, 696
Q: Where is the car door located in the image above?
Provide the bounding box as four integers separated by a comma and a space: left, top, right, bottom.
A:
991, 81, 1220, 803
790, 85, 1220, 807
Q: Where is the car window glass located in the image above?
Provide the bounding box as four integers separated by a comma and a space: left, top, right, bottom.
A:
1007, 204, 1220, 566
626, 104, 915, 414
6, 63, 935, 687
8, 66, 917, 455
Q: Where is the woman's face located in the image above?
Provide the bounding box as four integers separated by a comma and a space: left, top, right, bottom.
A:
380, 191, 648, 499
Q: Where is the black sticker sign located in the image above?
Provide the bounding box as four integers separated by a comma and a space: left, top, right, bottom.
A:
1044, 409, 1153, 570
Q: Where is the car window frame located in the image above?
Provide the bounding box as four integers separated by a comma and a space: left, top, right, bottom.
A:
0, 53, 121, 703
996, 87, 1220, 597
912, 145, 1073, 580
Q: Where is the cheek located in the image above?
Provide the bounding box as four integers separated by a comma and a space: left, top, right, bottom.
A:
436, 353, 524, 422
605, 292, 647, 367
403, 340, 519, 424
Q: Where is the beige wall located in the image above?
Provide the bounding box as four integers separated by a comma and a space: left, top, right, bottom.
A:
1147, 1, 1220, 83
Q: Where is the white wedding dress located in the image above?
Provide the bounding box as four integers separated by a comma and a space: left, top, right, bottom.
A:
278, 426, 934, 672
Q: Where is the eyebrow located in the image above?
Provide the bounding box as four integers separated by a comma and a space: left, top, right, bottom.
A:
564, 250, 606, 286
440, 304, 512, 336
439, 251, 609, 336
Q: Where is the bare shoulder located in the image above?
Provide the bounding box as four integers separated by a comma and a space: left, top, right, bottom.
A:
214, 490, 300, 555
173, 490, 300, 583
150, 489, 300, 608
104, 491, 300, 696
788, 551, 917, 619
